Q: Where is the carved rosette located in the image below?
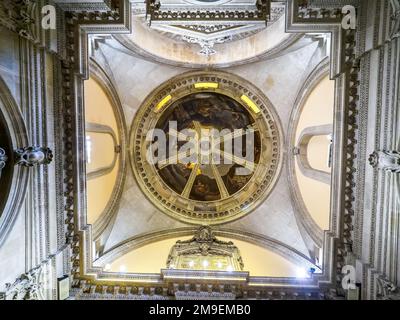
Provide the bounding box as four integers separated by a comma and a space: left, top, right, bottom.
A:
14, 146, 53, 167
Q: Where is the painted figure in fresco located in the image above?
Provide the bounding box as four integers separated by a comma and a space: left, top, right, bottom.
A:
156, 92, 260, 201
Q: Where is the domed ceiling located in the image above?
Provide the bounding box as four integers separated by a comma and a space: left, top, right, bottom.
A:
85, 0, 334, 279
131, 72, 282, 224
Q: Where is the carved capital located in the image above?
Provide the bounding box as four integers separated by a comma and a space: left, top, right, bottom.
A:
0, 147, 7, 179
14, 146, 53, 167
368, 150, 400, 173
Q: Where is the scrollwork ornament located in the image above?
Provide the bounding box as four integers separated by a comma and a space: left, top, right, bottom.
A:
0, 147, 7, 179
182, 35, 233, 56
14, 146, 53, 167
368, 150, 400, 173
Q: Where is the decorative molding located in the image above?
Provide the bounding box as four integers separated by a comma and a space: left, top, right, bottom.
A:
166, 226, 244, 271
175, 290, 236, 300
286, 0, 362, 299
369, 150, 400, 173
0, 0, 38, 42
2, 267, 42, 300
54, 0, 113, 12
140, 1, 285, 54
113, 2, 300, 69
14, 146, 53, 167
93, 227, 318, 273
145, 0, 271, 24
181, 34, 232, 56
1, 255, 60, 300
58, 3, 132, 289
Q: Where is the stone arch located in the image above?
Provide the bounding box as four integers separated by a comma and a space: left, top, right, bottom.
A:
0, 75, 29, 247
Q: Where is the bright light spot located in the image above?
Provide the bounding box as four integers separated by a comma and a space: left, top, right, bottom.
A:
202, 260, 209, 268
240, 95, 261, 114
189, 261, 194, 268
296, 268, 308, 278
86, 135, 92, 164
156, 95, 172, 112
169, 264, 175, 269
119, 265, 127, 273
194, 82, 219, 89
104, 264, 111, 271
217, 261, 222, 269
226, 265, 233, 272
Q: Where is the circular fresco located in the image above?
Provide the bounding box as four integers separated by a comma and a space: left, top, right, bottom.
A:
131, 72, 282, 225
156, 92, 262, 202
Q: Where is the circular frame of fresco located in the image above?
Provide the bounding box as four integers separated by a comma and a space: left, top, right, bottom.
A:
130, 71, 283, 225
